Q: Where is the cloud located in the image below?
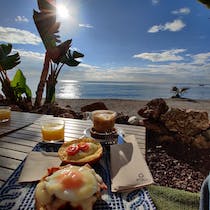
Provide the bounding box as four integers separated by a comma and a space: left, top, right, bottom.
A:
6, 48, 210, 97
148, 19, 186, 33
13, 48, 44, 60
15, 16, 29, 22
152, 0, 159, 5
172, 7, 190, 15
190, 52, 210, 64
79, 23, 93, 28
59, 56, 210, 84
133, 49, 186, 62
0, 26, 41, 45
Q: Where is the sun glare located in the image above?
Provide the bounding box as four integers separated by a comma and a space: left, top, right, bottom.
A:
56, 4, 69, 19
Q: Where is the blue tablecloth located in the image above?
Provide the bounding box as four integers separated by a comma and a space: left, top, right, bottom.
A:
0, 143, 156, 210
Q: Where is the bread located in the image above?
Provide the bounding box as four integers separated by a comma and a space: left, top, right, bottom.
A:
58, 138, 103, 165
35, 164, 107, 210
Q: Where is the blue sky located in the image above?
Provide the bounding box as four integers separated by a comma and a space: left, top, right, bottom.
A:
0, 0, 210, 94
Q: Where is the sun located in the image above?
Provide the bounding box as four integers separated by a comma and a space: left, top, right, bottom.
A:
56, 4, 69, 19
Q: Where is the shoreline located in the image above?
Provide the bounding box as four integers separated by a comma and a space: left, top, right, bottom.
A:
55, 98, 210, 117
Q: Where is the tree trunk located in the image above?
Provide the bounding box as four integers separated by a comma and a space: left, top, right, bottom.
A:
34, 52, 51, 107
45, 72, 57, 104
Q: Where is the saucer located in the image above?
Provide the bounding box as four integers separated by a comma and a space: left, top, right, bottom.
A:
84, 127, 125, 145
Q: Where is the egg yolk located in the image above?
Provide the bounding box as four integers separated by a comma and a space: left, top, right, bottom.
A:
57, 170, 84, 189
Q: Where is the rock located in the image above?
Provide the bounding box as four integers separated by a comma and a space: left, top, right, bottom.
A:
192, 135, 210, 149
115, 112, 129, 125
10, 104, 22, 111
161, 108, 209, 136
138, 98, 169, 120
58, 112, 75, 119
202, 128, 210, 142
143, 119, 169, 134
81, 102, 108, 112
32, 103, 77, 118
128, 116, 139, 125
65, 105, 71, 109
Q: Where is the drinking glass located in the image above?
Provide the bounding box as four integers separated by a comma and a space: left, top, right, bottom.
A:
91, 110, 117, 133
0, 106, 11, 123
41, 118, 65, 142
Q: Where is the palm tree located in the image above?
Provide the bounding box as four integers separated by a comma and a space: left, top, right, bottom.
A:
171, 86, 190, 98
33, 0, 84, 107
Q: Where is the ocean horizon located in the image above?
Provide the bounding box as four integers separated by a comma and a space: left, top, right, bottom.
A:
55, 80, 210, 100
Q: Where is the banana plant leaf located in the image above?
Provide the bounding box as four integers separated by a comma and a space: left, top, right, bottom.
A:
73, 51, 85, 59
33, 0, 60, 50
33, 0, 84, 65
37, 0, 56, 12
198, 0, 210, 8
60, 49, 84, 67
11, 69, 32, 98
33, 10, 59, 49
0, 43, 12, 56
49, 40, 72, 64
0, 43, 20, 70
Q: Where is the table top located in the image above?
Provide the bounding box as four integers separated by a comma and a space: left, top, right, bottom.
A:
0, 111, 155, 210
0, 111, 146, 188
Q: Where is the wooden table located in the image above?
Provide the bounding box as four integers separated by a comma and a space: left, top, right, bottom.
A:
0, 111, 146, 188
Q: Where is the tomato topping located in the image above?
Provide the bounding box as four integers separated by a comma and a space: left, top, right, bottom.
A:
78, 142, 89, 152
66, 145, 79, 155
47, 167, 60, 176
61, 171, 84, 189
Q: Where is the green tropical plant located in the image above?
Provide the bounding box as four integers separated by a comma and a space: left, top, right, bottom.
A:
0, 43, 32, 110
0, 43, 20, 103
11, 69, 32, 100
171, 86, 190, 98
33, 0, 84, 106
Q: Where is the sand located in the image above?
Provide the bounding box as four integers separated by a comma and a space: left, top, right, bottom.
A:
55, 98, 210, 118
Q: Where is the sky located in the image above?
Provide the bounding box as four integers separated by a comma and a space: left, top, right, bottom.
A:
0, 0, 210, 94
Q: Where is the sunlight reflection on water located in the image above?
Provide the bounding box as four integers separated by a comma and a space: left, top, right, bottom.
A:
56, 80, 81, 99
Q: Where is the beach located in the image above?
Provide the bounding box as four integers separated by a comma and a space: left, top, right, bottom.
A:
56, 98, 210, 118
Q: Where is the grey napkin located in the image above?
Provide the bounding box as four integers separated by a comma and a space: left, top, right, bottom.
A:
18, 151, 61, 182
110, 135, 154, 192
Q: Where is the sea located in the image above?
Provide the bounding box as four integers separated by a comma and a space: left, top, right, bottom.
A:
55, 80, 210, 100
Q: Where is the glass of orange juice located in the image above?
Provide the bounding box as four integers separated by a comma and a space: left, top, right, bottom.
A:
0, 106, 11, 123
41, 118, 65, 142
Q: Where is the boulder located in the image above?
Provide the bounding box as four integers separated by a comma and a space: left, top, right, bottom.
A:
138, 98, 169, 120
192, 135, 210, 149
115, 112, 129, 125
161, 108, 209, 136
32, 103, 77, 118
128, 116, 139, 125
81, 102, 108, 112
